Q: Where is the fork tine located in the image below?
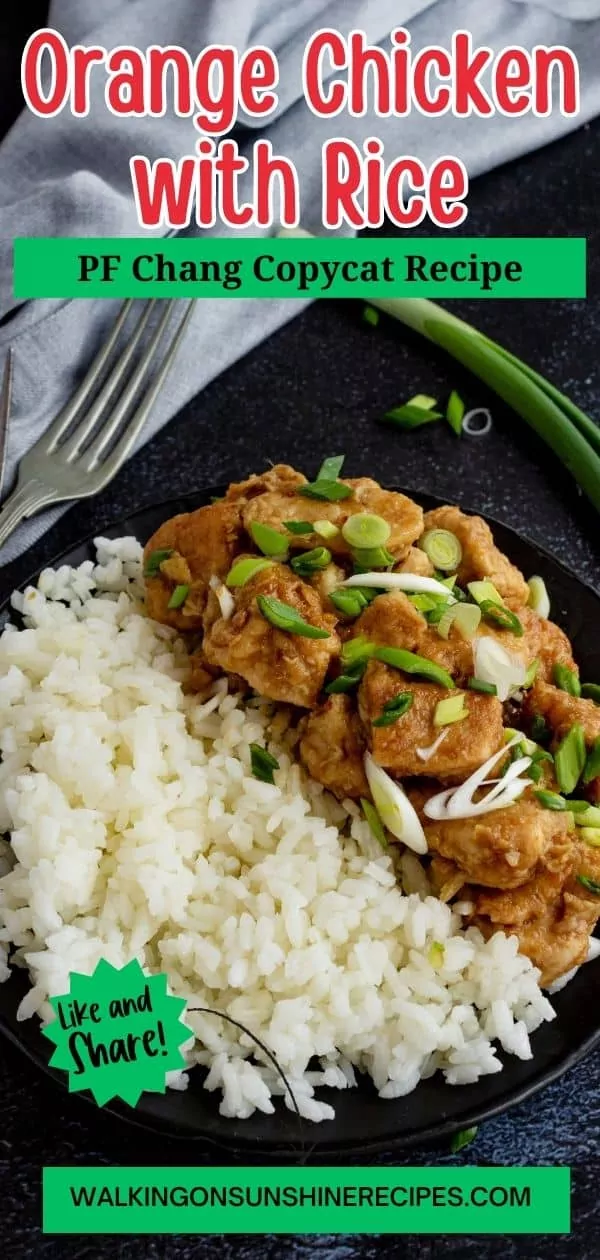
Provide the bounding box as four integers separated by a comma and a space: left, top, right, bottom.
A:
59, 300, 158, 461
87, 301, 195, 474
83, 300, 181, 470
44, 299, 134, 453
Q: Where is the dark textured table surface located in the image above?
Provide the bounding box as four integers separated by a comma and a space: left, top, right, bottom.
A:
1, 8, 599, 1260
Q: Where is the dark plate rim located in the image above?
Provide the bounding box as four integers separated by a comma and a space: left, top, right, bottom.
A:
0, 484, 599, 1158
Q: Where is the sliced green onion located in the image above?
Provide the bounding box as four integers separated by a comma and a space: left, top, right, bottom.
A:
555, 723, 586, 795
527, 576, 550, 619
285, 520, 314, 536
527, 762, 543, 784
329, 588, 375, 618
583, 738, 600, 785
290, 546, 332, 576
434, 694, 468, 726
299, 480, 352, 502
582, 683, 600, 705
534, 790, 569, 811
226, 557, 273, 587
573, 804, 600, 828
437, 603, 481, 641
428, 941, 445, 968
552, 663, 581, 696
316, 455, 345, 481
341, 636, 377, 670
314, 519, 339, 540
420, 528, 463, 571
524, 658, 540, 688
250, 743, 279, 784
364, 752, 427, 853
342, 513, 391, 550
408, 393, 438, 410
374, 646, 455, 690
382, 402, 443, 430
360, 798, 388, 848
352, 546, 395, 571
446, 390, 465, 436
468, 579, 504, 606
577, 874, 600, 896
250, 521, 289, 558
450, 1127, 478, 1154
256, 595, 330, 639
362, 305, 380, 327
167, 584, 189, 610
325, 665, 366, 694
479, 600, 524, 636
468, 678, 498, 695
580, 828, 600, 847
144, 548, 174, 577
372, 692, 414, 727
530, 714, 550, 744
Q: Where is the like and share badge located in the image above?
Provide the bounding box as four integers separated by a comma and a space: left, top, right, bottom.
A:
42, 959, 191, 1107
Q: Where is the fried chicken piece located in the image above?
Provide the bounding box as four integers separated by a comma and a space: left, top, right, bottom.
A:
525, 680, 600, 745
422, 796, 575, 889
223, 464, 307, 502
423, 505, 530, 608
534, 616, 577, 682
352, 592, 474, 683
468, 841, 600, 986
144, 500, 244, 631
395, 547, 434, 577
203, 563, 339, 708
186, 648, 222, 696
298, 695, 368, 799
242, 479, 423, 562
359, 663, 504, 780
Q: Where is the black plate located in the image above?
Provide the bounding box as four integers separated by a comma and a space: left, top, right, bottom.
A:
1, 488, 599, 1158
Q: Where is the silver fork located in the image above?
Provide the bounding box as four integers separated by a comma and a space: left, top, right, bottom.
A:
0, 298, 195, 552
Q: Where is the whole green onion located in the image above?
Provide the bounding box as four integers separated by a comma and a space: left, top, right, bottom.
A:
256, 595, 330, 639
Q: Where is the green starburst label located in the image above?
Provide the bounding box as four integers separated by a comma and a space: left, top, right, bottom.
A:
42, 959, 191, 1108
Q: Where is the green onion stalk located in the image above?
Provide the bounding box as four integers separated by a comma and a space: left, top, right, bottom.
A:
278, 229, 600, 512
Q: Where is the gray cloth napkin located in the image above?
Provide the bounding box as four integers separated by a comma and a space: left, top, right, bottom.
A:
0, 0, 599, 563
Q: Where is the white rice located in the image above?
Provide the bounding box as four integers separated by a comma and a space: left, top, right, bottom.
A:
0, 538, 556, 1122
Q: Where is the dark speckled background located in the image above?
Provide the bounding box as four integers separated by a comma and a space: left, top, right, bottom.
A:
0, 7, 599, 1259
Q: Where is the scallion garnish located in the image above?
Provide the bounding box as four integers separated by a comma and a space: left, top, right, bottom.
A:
325, 664, 366, 694
314, 520, 339, 540
527, 575, 550, 618
583, 737, 600, 784
342, 513, 391, 550
434, 694, 468, 726
330, 587, 377, 618
582, 683, 600, 705
382, 402, 443, 430
167, 584, 189, 610
352, 545, 395, 571
554, 724, 586, 795
552, 663, 581, 697
226, 557, 273, 587
479, 600, 524, 636
250, 521, 289, 558
437, 602, 481, 641
360, 798, 388, 847
317, 455, 345, 481
299, 480, 352, 503
256, 594, 330, 639
372, 692, 413, 727
467, 678, 498, 696
362, 305, 380, 327
341, 635, 377, 670
467, 579, 504, 606
144, 548, 174, 577
420, 528, 462, 571
285, 520, 314, 535
374, 646, 455, 690
523, 658, 540, 688
577, 874, 600, 896
250, 743, 280, 784
450, 1126, 478, 1154
290, 546, 332, 576
446, 390, 465, 436
534, 790, 569, 811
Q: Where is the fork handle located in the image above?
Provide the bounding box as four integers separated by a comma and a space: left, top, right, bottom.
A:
0, 481, 55, 553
